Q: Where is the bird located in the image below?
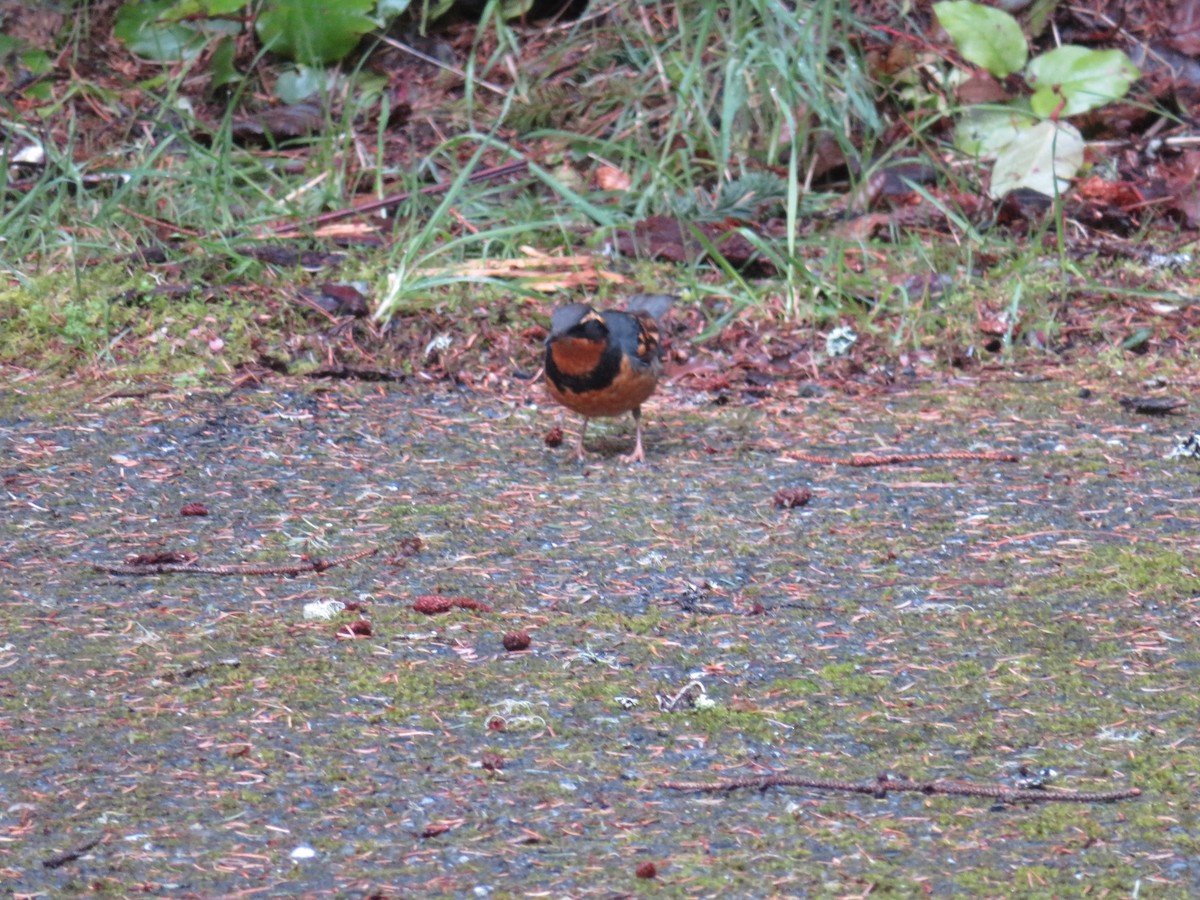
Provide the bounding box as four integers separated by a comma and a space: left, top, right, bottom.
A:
544, 294, 676, 463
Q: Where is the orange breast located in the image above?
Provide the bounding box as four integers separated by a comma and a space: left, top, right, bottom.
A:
546, 354, 662, 418
548, 337, 605, 378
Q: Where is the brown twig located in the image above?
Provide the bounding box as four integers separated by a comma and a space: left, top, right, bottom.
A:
93, 547, 377, 577
374, 33, 510, 96
264, 161, 529, 237
1119, 396, 1188, 416
787, 450, 1019, 466
42, 835, 104, 869
88, 384, 175, 403
160, 658, 242, 681
117, 205, 205, 238
306, 365, 407, 382
661, 774, 1140, 804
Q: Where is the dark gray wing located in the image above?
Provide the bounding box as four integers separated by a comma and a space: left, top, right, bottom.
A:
623, 293, 676, 323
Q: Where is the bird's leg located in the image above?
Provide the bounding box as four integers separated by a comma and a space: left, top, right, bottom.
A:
621, 407, 646, 463
574, 418, 588, 461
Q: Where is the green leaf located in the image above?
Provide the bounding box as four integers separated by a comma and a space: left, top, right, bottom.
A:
376, 0, 413, 17
114, 0, 207, 61
420, 0, 457, 29
256, 0, 376, 65
501, 0, 535, 17
954, 105, 1037, 157
1120, 327, 1152, 351
26, 48, 52, 74
115, 0, 189, 31
989, 119, 1083, 199
1028, 46, 1139, 117
274, 65, 330, 103
933, 1, 1028, 78
210, 35, 241, 91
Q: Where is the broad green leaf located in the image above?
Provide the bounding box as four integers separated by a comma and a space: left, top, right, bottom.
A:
115, 0, 192, 30
0, 37, 52, 99
934, 1, 1027, 78
113, 1, 164, 45
274, 65, 330, 103
114, 0, 206, 61
1028, 46, 1139, 117
17, 44, 53, 75
989, 119, 1083, 199
256, 0, 376, 65
954, 105, 1037, 157
125, 23, 206, 60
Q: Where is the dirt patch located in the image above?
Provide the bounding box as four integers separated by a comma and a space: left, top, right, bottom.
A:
2, 373, 1198, 895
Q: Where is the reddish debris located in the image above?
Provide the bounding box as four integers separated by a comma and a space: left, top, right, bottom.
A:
635, 861, 658, 879
481, 752, 505, 771
125, 551, 196, 566
544, 426, 564, 448
502, 630, 531, 652
338, 619, 373, 638
454, 598, 492, 612
180, 502, 208, 516
613, 215, 772, 274
413, 595, 454, 614
412, 595, 493, 615
396, 536, 424, 556
773, 487, 812, 509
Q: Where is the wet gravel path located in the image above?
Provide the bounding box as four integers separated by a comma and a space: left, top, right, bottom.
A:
2, 376, 1198, 896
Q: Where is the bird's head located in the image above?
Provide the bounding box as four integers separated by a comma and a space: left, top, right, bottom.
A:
548, 303, 607, 343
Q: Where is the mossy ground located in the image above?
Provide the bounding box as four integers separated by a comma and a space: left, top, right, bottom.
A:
1, 372, 1197, 896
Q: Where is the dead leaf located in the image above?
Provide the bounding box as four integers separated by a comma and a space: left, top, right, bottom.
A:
594, 165, 631, 192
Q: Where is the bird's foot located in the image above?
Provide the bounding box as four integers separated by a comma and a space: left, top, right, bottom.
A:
621, 433, 647, 464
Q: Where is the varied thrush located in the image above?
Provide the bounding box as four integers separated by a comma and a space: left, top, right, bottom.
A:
544, 294, 675, 463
